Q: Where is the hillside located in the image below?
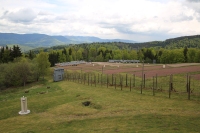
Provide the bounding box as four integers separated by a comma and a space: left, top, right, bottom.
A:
0, 75, 200, 132
1, 33, 200, 52
0, 33, 136, 49
128, 35, 200, 48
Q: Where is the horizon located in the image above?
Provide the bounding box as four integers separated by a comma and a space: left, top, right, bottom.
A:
0, 0, 200, 42
0, 32, 200, 43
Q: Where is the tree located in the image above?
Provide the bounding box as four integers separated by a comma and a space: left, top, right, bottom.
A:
122, 49, 130, 60
187, 48, 196, 63
137, 49, 144, 61
194, 49, 200, 63
58, 51, 66, 63
129, 50, 138, 60
35, 51, 50, 80
0, 63, 7, 88
183, 47, 188, 62
88, 47, 97, 61
15, 58, 31, 86
76, 48, 84, 60
3, 62, 21, 87
160, 50, 170, 63
113, 49, 123, 60
2, 49, 11, 63
10, 45, 22, 61
170, 49, 185, 63
28, 50, 36, 60
95, 52, 103, 61
0, 47, 3, 63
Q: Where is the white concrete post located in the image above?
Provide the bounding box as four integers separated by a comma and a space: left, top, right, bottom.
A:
163, 65, 165, 68
19, 96, 30, 115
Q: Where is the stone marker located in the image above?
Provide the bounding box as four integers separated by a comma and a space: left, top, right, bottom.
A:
163, 65, 165, 68
19, 96, 30, 115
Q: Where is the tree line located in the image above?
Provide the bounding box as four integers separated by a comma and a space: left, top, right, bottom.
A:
1, 43, 200, 89
0, 45, 22, 63
0, 45, 50, 89
47, 43, 200, 66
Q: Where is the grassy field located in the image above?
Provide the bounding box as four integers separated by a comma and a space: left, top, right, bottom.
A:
0, 77, 200, 133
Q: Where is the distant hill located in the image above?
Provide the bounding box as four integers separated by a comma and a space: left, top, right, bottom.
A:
1, 33, 199, 52
128, 35, 200, 48
0, 33, 137, 50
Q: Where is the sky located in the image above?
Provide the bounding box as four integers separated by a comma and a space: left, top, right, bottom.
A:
0, 0, 200, 42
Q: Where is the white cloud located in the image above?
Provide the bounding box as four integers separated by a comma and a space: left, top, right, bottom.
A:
0, 0, 200, 41
2, 8, 37, 23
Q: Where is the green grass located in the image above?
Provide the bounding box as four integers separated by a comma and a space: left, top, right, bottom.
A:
0, 77, 200, 133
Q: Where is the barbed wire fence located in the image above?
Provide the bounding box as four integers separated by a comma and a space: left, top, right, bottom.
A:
64, 70, 200, 101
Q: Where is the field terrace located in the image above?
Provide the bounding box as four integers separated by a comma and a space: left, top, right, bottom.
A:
58, 62, 200, 79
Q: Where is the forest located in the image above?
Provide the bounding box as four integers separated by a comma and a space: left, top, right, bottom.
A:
0, 45, 50, 89
0, 35, 200, 88
46, 42, 200, 66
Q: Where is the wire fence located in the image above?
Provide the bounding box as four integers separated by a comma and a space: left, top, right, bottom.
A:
64, 70, 200, 101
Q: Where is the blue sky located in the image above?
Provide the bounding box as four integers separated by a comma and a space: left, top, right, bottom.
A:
0, 0, 200, 42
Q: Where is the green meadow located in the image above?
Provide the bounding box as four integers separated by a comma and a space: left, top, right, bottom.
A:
0, 76, 200, 133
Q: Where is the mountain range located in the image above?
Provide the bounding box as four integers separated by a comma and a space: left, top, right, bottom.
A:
1, 33, 200, 52
0, 33, 136, 51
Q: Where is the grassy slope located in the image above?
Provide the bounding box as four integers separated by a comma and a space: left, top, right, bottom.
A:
0, 78, 200, 133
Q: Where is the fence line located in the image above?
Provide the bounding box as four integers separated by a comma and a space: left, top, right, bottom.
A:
64, 71, 200, 101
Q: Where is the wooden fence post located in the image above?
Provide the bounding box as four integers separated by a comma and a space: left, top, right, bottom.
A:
169, 75, 173, 98
188, 76, 191, 100
115, 77, 116, 89
126, 74, 128, 87
130, 77, 132, 91
88, 73, 89, 86
144, 74, 146, 88
91, 75, 92, 86
121, 76, 123, 91
153, 76, 155, 96
95, 74, 96, 87
101, 74, 102, 87
107, 74, 109, 88
156, 74, 157, 90
171, 74, 173, 91
81, 73, 82, 84
84, 73, 86, 85
98, 73, 99, 83
133, 74, 135, 87
112, 74, 114, 86
186, 73, 189, 92
79, 73, 81, 83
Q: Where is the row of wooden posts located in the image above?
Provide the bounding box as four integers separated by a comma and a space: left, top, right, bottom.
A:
65, 72, 192, 100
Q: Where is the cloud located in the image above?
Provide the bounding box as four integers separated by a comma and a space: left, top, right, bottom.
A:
187, 0, 200, 2
170, 14, 193, 22
184, 0, 200, 13
38, 11, 53, 16
0, 0, 200, 42
2, 8, 37, 23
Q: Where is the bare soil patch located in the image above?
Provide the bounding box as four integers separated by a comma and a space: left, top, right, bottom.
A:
59, 62, 200, 78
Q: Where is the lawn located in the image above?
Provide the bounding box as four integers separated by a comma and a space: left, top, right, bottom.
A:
0, 78, 200, 133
